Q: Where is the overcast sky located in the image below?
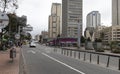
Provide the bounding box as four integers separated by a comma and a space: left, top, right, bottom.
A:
17, 0, 111, 37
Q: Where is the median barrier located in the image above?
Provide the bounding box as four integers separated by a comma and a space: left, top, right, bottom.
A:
54, 47, 120, 70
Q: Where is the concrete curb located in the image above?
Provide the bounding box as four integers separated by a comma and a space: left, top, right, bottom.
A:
19, 48, 28, 74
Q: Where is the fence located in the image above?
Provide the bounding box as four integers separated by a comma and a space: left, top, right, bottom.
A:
53, 47, 120, 70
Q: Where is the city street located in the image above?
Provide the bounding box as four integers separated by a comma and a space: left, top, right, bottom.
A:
22, 44, 120, 74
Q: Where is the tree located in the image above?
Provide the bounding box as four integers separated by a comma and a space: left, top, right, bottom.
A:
95, 38, 102, 42
87, 37, 91, 42
0, 0, 18, 13
57, 34, 60, 38
100, 32, 104, 41
109, 41, 117, 52
81, 36, 85, 43
4, 13, 18, 33
26, 33, 32, 40
21, 33, 32, 41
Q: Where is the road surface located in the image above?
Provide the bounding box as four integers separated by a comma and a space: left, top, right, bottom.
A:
22, 44, 120, 74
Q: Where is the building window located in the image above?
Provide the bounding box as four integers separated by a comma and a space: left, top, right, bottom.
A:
53, 33, 56, 38
117, 32, 120, 34
53, 17, 56, 21
53, 28, 56, 32
117, 35, 120, 37
53, 23, 56, 27
117, 29, 120, 31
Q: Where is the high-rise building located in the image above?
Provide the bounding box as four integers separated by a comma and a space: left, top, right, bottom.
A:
62, 0, 82, 38
112, 0, 120, 26
85, 11, 101, 41
48, 3, 61, 38
86, 11, 101, 28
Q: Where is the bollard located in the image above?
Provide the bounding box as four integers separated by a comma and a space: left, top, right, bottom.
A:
90, 53, 92, 63
54, 48, 55, 52
118, 58, 120, 70
74, 51, 76, 58
62, 49, 64, 54
70, 50, 72, 57
67, 50, 69, 56
78, 52, 80, 59
64, 50, 65, 55
61, 49, 63, 54
56, 48, 57, 52
84, 52, 86, 61
107, 56, 110, 67
65, 50, 67, 55
97, 55, 99, 64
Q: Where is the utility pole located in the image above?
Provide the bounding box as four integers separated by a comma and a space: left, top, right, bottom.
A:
77, 18, 81, 49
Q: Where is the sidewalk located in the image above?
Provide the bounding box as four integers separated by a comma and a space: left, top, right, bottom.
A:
0, 47, 20, 74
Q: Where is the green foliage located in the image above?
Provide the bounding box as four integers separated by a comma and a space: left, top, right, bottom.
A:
95, 49, 104, 52
3, 13, 28, 42
95, 38, 102, 42
112, 49, 120, 53
109, 41, 117, 52
26, 33, 32, 40
4, 14, 18, 33
87, 37, 91, 42
21, 33, 32, 40
0, 0, 18, 12
100, 32, 104, 39
57, 34, 60, 38
81, 36, 85, 43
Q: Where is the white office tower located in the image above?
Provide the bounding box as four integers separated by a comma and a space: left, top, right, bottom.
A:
86, 11, 101, 28
48, 3, 62, 38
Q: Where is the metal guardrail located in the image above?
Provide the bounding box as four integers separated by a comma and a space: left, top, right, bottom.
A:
54, 47, 120, 70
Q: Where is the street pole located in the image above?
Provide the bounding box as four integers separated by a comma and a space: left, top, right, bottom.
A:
77, 19, 81, 49
18, 26, 22, 43
18, 26, 21, 34
0, 29, 3, 50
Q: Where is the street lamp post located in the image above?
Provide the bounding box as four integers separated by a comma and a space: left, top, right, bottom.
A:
77, 19, 81, 49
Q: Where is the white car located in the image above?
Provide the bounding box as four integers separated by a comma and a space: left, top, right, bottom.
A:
29, 42, 36, 47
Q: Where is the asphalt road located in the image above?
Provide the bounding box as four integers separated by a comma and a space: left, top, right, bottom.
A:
22, 44, 120, 74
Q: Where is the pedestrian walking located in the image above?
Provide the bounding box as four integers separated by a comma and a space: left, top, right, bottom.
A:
10, 46, 16, 62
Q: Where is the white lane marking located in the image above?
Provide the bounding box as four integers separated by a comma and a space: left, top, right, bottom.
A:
27, 50, 36, 54
42, 53, 85, 74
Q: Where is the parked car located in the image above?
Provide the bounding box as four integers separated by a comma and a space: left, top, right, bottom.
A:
29, 42, 36, 47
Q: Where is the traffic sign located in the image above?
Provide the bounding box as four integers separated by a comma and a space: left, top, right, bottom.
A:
23, 26, 33, 31
0, 11, 9, 29
15, 34, 20, 39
